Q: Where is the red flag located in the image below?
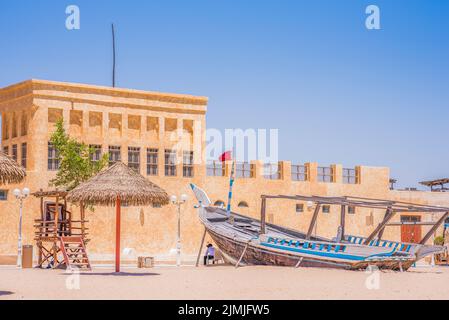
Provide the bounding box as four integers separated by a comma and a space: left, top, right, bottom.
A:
219, 151, 232, 162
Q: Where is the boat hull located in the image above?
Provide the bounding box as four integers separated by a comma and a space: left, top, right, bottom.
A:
206, 225, 415, 271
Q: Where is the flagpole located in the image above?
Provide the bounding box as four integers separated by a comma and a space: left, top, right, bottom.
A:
226, 158, 235, 221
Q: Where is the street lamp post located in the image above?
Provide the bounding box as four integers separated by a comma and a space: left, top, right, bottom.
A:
13, 187, 30, 268
170, 194, 188, 267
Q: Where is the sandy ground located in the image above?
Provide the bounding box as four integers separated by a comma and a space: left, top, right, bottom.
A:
1, 264, 449, 300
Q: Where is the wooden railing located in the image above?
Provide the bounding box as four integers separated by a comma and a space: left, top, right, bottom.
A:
34, 219, 89, 241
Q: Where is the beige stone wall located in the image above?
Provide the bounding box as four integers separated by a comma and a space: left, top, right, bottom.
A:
0, 80, 448, 263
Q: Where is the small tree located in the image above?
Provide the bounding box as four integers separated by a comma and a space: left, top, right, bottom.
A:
50, 119, 109, 190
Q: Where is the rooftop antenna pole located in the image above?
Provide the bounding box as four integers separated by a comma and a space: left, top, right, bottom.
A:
112, 23, 116, 87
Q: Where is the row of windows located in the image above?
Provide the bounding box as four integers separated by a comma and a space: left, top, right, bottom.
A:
2, 112, 28, 141
3, 143, 27, 168
206, 162, 359, 184
206, 162, 256, 178
295, 204, 356, 214
211, 200, 357, 215
213, 200, 249, 208
48, 108, 195, 135
47, 143, 194, 178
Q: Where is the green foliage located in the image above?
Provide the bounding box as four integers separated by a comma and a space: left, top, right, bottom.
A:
434, 235, 445, 246
49, 119, 109, 191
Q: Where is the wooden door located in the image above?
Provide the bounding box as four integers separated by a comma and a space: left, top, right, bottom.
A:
400, 215, 422, 243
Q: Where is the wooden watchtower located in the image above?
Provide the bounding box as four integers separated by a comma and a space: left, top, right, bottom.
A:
33, 189, 89, 269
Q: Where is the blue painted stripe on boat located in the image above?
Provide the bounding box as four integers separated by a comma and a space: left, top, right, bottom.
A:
261, 243, 369, 261
358, 238, 363, 244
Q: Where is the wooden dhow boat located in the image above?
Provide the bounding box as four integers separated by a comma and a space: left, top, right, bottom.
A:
191, 184, 448, 271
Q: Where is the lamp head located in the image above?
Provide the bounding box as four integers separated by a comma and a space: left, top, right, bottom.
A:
22, 188, 30, 197
13, 188, 21, 198
170, 195, 177, 204
180, 194, 188, 203
306, 201, 314, 209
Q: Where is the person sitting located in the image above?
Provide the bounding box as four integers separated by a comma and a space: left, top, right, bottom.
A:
203, 243, 215, 265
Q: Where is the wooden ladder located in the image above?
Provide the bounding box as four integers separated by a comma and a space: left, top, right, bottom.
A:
60, 236, 91, 271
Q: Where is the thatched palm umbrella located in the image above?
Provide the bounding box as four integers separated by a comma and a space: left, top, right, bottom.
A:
67, 162, 169, 272
0, 151, 26, 185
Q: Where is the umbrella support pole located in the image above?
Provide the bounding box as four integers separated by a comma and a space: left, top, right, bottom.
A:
115, 197, 121, 273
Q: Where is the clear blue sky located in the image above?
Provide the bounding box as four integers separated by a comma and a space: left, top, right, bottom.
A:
1, 0, 448, 189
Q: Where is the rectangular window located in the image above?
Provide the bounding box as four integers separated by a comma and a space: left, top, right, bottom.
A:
90, 145, 102, 163
128, 147, 140, 173
236, 162, 254, 179
317, 166, 334, 183
164, 149, 177, 176
108, 146, 121, 166
48, 142, 60, 171
12, 113, 18, 138
322, 205, 330, 214
3, 146, 8, 155
264, 163, 281, 180
0, 190, 7, 201
343, 168, 359, 184
48, 108, 63, 123
348, 206, 356, 214
296, 203, 304, 213
11, 144, 17, 161
292, 164, 308, 181
146, 148, 158, 176
207, 161, 225, 177
21, 143, 27, 168
183, 151, 194, 177
21, 112, 28, 136
2, 114, 9, 140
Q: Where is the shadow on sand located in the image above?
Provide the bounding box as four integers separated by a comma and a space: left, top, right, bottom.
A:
61, 272, 160, 277
0, 291, 14, 296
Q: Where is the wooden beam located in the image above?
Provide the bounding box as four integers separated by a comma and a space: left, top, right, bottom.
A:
340, 205, 346, 240
260, 197, 267, 234
55, 196, 59, 237
420, 212, 449, 245
80, 201, 85, 239
364, 207, 394, 245
377, 209, 390, 240
306, 204, 321, 240
195, 227, 207, 267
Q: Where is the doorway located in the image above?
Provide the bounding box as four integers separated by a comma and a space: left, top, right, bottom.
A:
400, 215, 422, 243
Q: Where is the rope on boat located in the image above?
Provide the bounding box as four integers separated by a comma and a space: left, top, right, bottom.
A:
294, 257, 304, 268
235, 240, 250, 268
